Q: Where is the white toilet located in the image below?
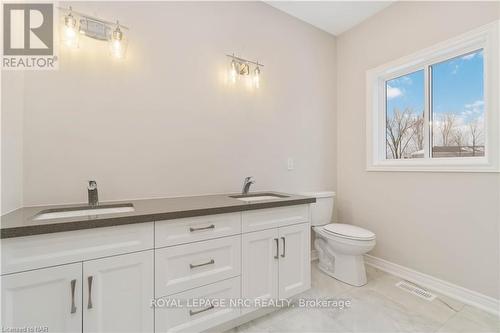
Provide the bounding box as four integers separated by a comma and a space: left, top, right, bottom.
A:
305, 191, 376, 287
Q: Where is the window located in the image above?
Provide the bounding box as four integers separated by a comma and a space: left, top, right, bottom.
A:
367, 22, 499, 172
431, 50, 484, 158
385, 70, 425, 159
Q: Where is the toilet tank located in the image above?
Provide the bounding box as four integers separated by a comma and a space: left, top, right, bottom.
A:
301, 191, 336, 226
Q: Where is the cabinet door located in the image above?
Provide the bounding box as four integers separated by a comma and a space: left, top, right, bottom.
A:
278, 223, 310, 299
241, 228, 279, 313
83, 250, 154, 333
1, 263, 82, 333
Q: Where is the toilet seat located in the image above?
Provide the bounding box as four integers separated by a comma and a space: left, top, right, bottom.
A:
322, 223, 375, 241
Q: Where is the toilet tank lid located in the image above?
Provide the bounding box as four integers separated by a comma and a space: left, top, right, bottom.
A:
300, 191, 336, 198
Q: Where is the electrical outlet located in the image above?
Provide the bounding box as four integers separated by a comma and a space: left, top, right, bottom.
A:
287, 158, 294, 171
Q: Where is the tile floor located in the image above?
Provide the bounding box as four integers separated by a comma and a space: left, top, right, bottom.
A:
227, 261, 500, 333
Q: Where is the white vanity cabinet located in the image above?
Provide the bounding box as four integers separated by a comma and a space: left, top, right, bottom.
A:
1, 251, 154, 333
1, 202, 311, 333
155, 235, 241, 296
241, 205, 309, 232
1, 223, 154, 333
155, 277, 241, 333
1, 263, 82, 333
241, 228, 279, 311
83, 250, 154, 333
241, 223, 310, 303
277, 223, 311, 299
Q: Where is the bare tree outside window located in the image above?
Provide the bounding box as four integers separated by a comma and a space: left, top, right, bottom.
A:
469, 120, 484, 156
438, 113, 457, 147
452, 127, 467, 157
413, 115, 425, 152
385, 70, 425, 159
386, 109, 423, 159
432, 112, 485, 158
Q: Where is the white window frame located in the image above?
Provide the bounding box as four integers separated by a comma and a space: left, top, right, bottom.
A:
366, 21, 500, 172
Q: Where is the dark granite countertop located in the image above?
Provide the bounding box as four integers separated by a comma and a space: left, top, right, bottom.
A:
0, 192, 315, 239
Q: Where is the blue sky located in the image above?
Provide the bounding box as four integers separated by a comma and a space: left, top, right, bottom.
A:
386, 70, 424, 117
432, 49, 484, 123
386, 49, 484, 123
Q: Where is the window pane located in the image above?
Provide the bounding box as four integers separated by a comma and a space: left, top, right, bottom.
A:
385, 70, 425, 159
431, 50, 484, 158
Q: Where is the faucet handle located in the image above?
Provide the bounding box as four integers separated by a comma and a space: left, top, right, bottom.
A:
244, 176, 255, 184
88, 180, 97, 190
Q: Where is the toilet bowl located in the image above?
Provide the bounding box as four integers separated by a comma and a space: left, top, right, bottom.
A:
314, 223, 375, 286
303, 191, 376, 287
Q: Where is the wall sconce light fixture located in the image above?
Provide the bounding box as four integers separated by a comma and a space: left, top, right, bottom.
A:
226, 54, 264, 88
59, 7, 129, 59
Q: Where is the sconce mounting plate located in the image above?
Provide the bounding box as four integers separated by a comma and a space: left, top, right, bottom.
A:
79, 18, 109, 41
239, 63, 250, 75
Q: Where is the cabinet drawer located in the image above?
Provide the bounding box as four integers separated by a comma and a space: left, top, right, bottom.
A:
155, 235, 241, 296
242, 205, 310, 232
155, 277, 240, 333
155, 213, 241, 248
1, 223, 154, 275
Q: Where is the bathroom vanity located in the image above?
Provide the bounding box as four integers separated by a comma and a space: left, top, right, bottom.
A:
0, 192, 314, 333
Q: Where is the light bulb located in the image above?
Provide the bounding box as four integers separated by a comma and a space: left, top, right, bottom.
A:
63, 8, 79, 48
111, 39, 123, 58
253, 65, 261, 88
229, 58, 237, 84
109, 22, 128, 59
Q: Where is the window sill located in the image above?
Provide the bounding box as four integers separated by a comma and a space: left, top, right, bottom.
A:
367, 158, 499, 173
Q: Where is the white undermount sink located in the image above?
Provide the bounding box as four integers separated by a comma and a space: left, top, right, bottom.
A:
230, 193, 289, 202
235, 195, 282, 202
33, 204, 135, 221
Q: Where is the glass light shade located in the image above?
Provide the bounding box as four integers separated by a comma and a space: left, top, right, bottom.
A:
109, 24, 128, 59
229, 59, 238, 84
253, 66, 261, 88
63, 13, 79, 48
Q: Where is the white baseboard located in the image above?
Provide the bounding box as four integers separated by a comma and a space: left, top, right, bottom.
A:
364, 254, 500, 316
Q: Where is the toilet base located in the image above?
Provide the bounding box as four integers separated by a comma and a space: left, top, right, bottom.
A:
318, 253, 368, 287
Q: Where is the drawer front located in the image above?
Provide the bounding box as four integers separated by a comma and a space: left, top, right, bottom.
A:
242, 205, 310, 232
1, 223, 154, 275
155, 277, 240, 333
155, 213, 241, 248
155, 235, 241, 296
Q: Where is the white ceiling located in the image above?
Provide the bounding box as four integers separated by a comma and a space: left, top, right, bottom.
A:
266, 1, 394, 36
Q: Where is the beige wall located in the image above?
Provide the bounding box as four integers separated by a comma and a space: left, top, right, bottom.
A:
337, 1, 500, 299
1, 73, 24, 214
1, 1, 337, 210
